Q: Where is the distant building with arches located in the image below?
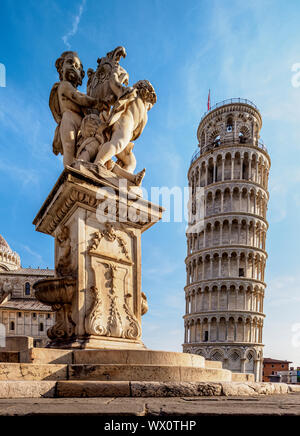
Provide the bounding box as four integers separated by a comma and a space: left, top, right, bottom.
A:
0, 234, 55, 340
183, 98, 270, 382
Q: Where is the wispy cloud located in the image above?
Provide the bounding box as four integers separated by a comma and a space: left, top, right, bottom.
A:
62, 0, 86, 49
0, 159, 39, 187
266, 275, 300, 307
18, 244, 44, 265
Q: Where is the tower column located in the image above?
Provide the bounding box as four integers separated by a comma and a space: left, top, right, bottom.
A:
222, 158, 225, 181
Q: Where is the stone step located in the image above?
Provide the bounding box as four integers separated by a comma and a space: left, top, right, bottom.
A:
0, 363, 67, 381
57, 381, 130, 397
0, 352, 19, 363
0, 381, 56, 398
1, 350, 254, 384
54, 380, 294, 398
72, 350, 206, 367
0, 380, 294, 399
0, 362, 232, 382
231, 372, 255, 382
20, 348, 73, 364
68, 364, 232, 382
20, 348, 206, 367
204, 360, 223, 369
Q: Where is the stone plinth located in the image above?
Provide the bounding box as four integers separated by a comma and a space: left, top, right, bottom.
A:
33, 165, 163, 349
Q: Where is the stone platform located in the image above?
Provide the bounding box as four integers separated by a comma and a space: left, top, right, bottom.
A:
0, 348, 247, 383
2, 347, 298, 402
0, 348, 299, 401
0, 380, 298, 400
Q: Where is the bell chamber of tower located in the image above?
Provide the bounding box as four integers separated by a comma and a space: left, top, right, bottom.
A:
183, 98, 271, 382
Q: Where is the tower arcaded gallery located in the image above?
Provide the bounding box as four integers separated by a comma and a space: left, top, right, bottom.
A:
183, 98, 270, 381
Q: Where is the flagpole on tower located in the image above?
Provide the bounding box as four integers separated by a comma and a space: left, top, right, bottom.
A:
207, 89, 211, 111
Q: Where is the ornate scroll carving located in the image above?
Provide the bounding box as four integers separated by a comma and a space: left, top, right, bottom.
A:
89, 223, 130, 261
85, 286, 107, 336
123, 293, 141, 339
47, 303, 75, 340
85, 258, 141, 340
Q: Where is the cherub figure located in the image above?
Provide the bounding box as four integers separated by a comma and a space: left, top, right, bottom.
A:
76, 114, 105, 162
95, 80, 156, 170
77, 114, 146, 186
49, 51, 101, 167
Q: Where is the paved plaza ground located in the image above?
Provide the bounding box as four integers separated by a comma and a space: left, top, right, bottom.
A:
0, 393, 299, 416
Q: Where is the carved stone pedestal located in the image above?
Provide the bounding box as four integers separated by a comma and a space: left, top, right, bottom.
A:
33, 165, 163, 349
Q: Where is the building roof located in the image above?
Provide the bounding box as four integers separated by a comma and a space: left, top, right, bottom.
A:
0, 298, 52, 312
263, 358, 292, 364
0, 267, 54, 276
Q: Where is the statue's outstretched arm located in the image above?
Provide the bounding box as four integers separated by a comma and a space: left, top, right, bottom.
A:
63, 82, 97, 108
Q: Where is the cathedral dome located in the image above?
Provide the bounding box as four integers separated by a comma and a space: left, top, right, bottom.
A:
0, 234, 21, 271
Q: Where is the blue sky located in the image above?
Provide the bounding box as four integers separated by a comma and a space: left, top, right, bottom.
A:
0, 0, 300, 365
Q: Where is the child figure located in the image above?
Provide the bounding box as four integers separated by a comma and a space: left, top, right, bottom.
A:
77, 114, 145, 186
49, 51, 100, 167
76, 114, 105, 162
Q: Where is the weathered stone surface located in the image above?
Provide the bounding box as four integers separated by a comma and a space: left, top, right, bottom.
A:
0, 379, 296, 400
68, 364, 232, 382
288, 384, 300, 393
131, 381, 222, 397
57, 381, 130, 397
180, 367, 232, 382
73, 349, 205, 368
0, 336, 34, 352
0, 352, 19, 363
0, 363, 67, 381
144, 394, 300, 416
0, 381, 56, 398
205, 360, 222, 369
221, 381, 289, 396
20, 348, 73, 364
231, 372, 255, 382
0, 395, 299, 416
0, 397, 147, 416
69, 364, 181, 382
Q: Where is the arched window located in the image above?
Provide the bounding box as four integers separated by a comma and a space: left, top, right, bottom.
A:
226, 117, 233, 132
213, 135, 221, 147
10, 321, 15, 331
239, 126, 250, 144
39, 323, 44, 332
209, 130, 221, 148
25, 282, 31, 296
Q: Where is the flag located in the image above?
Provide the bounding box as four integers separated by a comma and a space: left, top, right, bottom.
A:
207, 89, 211, 111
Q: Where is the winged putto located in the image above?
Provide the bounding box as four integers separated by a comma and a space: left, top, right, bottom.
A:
49, 47, 156, 186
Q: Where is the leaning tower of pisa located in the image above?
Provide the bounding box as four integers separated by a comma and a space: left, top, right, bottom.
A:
183, 98, 270, 381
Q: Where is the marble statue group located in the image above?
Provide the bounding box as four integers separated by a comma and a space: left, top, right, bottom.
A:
49, 46, 156, 186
